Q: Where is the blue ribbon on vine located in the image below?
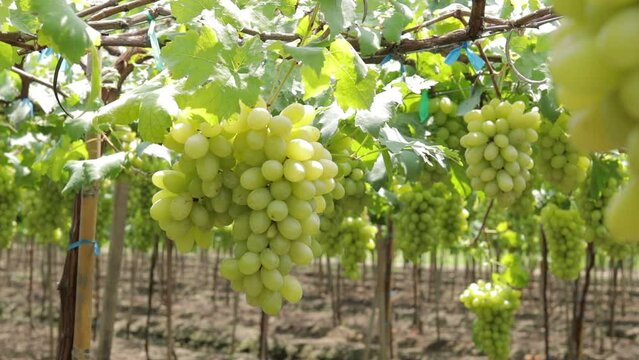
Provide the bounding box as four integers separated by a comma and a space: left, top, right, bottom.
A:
21, 97, 34, 119
39, 49, 71, 77
146, 10, 164, 70
444, 41, 485, 71
68, 239, 100, 256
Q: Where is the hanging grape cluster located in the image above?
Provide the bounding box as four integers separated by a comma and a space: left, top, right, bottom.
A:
127, 172, 164, 251
550, 1, 639, 243
0, 165, 19, 248
461, 99, 540, 206
395, 182, 466, 262
541, 203, 586, 280
575, 163, 634, 259
460, 281, 521, 360
332, 216, 376, 279
427, 96, 466, 151
22, 180, 71, 246
535, 114, 590, 193
149, 101, 339, 314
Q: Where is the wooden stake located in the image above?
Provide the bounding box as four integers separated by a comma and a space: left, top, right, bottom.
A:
72, 132, 101, 360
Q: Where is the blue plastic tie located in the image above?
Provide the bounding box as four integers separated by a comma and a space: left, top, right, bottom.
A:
444, 41, 485, 71
21, 98, 34, 118
68, 239, 100, 256
380, 54, 393, 65
39, 48, 54, 62
146, 10, 164, 70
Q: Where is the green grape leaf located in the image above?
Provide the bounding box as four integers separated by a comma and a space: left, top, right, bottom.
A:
315, 102, 351, 141
31, 0, 100, 64
398, 150, 422, 181
358, 27, 381, 56
539, 89, 560, 122
367, 153, 389, 191
325, 38, 378, 110
301, 64, 331, 99
500, 252, 530, 288
161, 27, 220, 89
456, 85, 483, 116
319, 0, 357, 35
138, 91, 179, 143
589, 157, 622, 198
0, 43, 19, 71
171, 0, 215, 23
63, 152, 126, 194
180, 74, 261, 119
382, 3, 413, 43
450, 162, 472, 198
32, 136, 88, 183
64, 113, 95, 140
354, 87, 403, 136
270, 43, 325, 74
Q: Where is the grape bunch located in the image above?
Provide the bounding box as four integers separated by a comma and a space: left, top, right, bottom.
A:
535, 114, 590, 193
150, 108, 237, 252
323, 131, 368, 216
127, 172, 164, 251
575, 164, 633, 258
395, 182, 465, 261
461, 99, 540, 206
540, 203, 586, 280
216, 102, 338, 315
0, 165, 19, 248
332, 217, 376, 279
427, 97, 466, 151
550, 1, 639, 242
460, 281, 521, 360
22, 180, 71, 246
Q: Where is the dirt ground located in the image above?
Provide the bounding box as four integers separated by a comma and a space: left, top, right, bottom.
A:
0, 246, 637, 360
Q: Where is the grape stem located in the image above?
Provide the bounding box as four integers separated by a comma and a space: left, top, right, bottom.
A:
471, 199, 494, 246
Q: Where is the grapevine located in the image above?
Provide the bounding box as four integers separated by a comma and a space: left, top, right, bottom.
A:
22, 179, 71, 246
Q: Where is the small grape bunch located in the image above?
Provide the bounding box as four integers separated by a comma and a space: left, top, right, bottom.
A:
461, 99, 541, 206
541, 203, 586, 281
427, 97, 466, 151
536, 113, 590, 193
460, 281, 521, 360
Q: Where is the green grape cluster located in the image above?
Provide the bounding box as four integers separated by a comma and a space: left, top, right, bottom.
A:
461, 99, 540, 206
575, 166, 633, 258
214, 101, 337, 315
334, 216, 376, 279
550, 1, 639, 243
127, 173, 164, 251
427, 96, 466, 150
22, 180, 71, 246
395, 182, 465, 261
536, 114, 590, 193
541, 203, 586, 280
150, 108, 238, 251
459, 281, 521, 360
323, 132, 368, 216
0, 165, 19, 248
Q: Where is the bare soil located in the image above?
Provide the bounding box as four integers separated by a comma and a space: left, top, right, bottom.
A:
0, 245, 637, 360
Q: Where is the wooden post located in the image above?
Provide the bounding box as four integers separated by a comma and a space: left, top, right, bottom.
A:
377, 219, 393, 360
540, 225, 550, 360
73, 132, 101, 360
259, 311, 269, 360
97, 181, 129, 359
